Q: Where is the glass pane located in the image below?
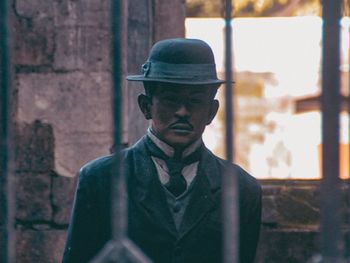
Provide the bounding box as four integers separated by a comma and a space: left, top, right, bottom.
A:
186, 6, 349, 179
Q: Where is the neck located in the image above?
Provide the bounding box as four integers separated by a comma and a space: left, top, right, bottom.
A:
147, 128, 203, 158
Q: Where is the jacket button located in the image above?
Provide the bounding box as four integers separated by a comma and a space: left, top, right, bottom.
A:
173, 202, 181, 213
172, 246, 183, 263
174, 246, 181, 255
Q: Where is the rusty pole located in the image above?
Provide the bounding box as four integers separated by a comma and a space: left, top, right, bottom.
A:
321, 0, 343, 261
223, 1, 239, 263
0, 0, 14, 262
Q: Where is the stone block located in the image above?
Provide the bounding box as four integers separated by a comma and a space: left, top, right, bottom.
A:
16, 230, 67, 263
126, 0, 153, 145
52, 0, 110, 27
261, 184, 283, 196
15, 172, 52, 221
52, 174, 76, 225
128, 0, 152, 24
12, 17, 54, 66
341, 184, 350, 223
53, 27, 111, 72
261, 183, 321, 226
275, 186, 320, 226
261, 195, 280, 225
15, 121, 54, 173
153, 0, 185, 41
127, 26, 151, 74
127, 82, 149, 144
17, 72, 113, 177
15, 0, 54, 18
262, 180, 350, 227
256, 229, 320, 263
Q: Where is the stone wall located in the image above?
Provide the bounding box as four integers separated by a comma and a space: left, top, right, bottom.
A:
4, 0, 349, 262
15, 121, 74, 263
14, 0, 114, 179
8, 0, 185, 262
11, 1, 113, 261
257, 180, 350, 262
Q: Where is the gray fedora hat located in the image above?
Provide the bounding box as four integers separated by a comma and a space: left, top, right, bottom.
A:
126, 38, 225, 85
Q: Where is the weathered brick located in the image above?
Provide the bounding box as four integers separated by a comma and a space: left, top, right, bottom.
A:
15, 172, 52, 221
127, 81, 150, 144
52, 0, 110, 27
256, 229, 320, 263
53, 27, 111, 71
17, 72, 113, 177
126, 0, 154, 145
275, 186, 320, 226
261, 184, 283, 196
15, 121, 54, 173
262, 195, 280, 225
153, 0, 185, 41
261, 183, 350, 227
128, 0, 152, 23
256, 228, 350, 262
12, 17, 54, 66
52, 174, 76, 225
15, 0, 54, 18
16, 230, 67, 263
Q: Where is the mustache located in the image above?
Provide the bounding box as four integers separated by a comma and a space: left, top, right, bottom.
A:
170, 120, 193, 130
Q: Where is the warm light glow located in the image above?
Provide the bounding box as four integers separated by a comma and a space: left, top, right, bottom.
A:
186, 17, 350, 179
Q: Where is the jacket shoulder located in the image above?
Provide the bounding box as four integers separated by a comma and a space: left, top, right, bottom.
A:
235, 164, 261, 193
215, 156, 261, 194
78, 148, 132, 181
80, 155, 114, 177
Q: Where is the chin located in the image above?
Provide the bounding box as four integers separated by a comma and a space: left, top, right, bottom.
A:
166, 135, 196, 149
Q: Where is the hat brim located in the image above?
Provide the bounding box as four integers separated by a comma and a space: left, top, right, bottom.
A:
126, 75, 226, 85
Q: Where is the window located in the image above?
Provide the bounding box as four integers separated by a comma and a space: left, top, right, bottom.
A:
186, 2, 349, 179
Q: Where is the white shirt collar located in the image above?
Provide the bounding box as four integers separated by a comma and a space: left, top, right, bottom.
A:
147, 128, 203, 158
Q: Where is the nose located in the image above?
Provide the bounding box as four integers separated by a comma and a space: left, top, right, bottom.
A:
175, 103, 190, 118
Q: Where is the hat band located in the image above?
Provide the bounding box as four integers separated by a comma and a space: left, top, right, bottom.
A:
142, 61, 218, 80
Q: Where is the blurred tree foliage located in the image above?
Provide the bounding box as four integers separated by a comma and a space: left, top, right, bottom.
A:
186, 0, 323, 17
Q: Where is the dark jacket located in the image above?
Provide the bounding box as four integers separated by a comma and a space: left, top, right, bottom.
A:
62, 136, 262, 263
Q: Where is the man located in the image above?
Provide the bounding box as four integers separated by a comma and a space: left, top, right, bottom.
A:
62, 38, 261, 263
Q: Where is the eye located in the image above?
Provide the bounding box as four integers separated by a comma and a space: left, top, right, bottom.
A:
189, 98, 202, 104
162, 96, 179, 104
189, 96, 205, 105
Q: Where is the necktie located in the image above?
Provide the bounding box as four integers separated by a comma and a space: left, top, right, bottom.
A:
145, 137, 202, 197
164, 158, 187, 197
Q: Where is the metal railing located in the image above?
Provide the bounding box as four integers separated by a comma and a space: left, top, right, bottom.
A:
0, 0, 348, 262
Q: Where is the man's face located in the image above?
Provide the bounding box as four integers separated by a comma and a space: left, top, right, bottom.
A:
139, 83, 219, 150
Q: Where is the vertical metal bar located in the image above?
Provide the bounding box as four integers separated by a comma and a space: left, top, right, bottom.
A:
321, 0, 343, 261
348, 4, 350, 182
224, 0, 233, 161
223, 1, 239, 263
348, 8, 350, 181
111, 0, 127, 240
0, 0, 14, 262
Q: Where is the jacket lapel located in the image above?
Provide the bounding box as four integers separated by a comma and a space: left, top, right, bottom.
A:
178, 148, 222, 239
129, 137, 177, 237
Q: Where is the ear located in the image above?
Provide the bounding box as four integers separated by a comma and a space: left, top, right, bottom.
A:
206, 99, 219, 125
138, 94, 152, 120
